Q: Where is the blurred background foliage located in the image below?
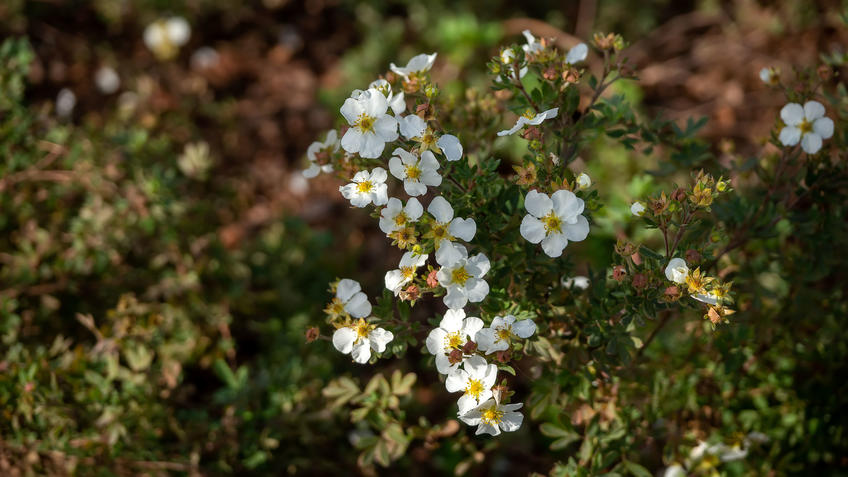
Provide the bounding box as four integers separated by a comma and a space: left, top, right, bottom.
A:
1, 0, 847, 475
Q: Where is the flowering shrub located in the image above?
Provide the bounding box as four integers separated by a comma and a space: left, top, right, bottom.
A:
305, 24, 848, 474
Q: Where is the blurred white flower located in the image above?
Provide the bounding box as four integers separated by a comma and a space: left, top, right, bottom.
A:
56, 88, 76, 118
144, 17, 191, 60
759, 67, 779, 85
566, 43, 588, 64
178, 142, 213, 180
95, 66, 120, 94
631, 201, 646, 216
303, 130, 338, 178
521, 30, 543, 55
191, 46, 220, 70
779, 101, 834, 154
562, 276, 590, 289
576, 172, 591, 189
497, 108, 558, 136
390, 53, 437, 79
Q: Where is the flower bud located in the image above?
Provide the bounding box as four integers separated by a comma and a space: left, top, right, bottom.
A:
462, 340, 478, 354
496, 350, 511, 363
612, 265, 626, 281
426, 269, 439, 288
400, 285, 420, 302
672, 187, 687, 202
685, 249, 701, 264
632, 273, 647, 289
448, 349, 464, 365
305, 327, 320, 343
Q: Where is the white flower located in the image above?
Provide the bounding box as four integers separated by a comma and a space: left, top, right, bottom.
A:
94, 66, 120, 94
691, 291, 721, 306
778, 101, 834, 154
388, 148, 442, 196
476, 315, 536, 354
664, 258, 689, 284
390, 53, 437, 79
446, 355, 498, 414
397, 115, 463, 161
329, 278, 372, 318
565, 43, 588, 64
576, 172, 591, 189
426, 196, 476, 245
435, 241, 490, 309
520, 189, 589, 258
379, 197, 423, 234
497, 108, 559, 136
340, 88, 399, 158
662, 464, 687, 477
368, 79, 405, 115
303, 130, 339, 178
631, 201, 646, 216
459, 398, 523, 436
689, 440, 748, 463
498, 48, 528, 79
56, 88, 76, 118
759, 67, 779, 85
339, 167, 389, 207
332, 318, 394, 364
521, 30, 543, 55
425, 309, 484, 374
562, 276, 590, 289
143, 17, 191, 60
384, 251, 428, 295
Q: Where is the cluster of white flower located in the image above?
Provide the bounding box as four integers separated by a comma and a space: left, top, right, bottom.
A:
306, 32, 597, 438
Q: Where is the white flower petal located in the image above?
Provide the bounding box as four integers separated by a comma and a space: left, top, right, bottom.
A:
541, 232, 567, 257
351, 341, 372, 363
500, 410, 523, 432
405, 198, 424, 220
520, 215, 546, 244
426, 328, 448, 355
464, 277, 489, 303
360, 133, 386, 159
512, 319, 536, 338
446, 369, 468, 393
373, 115, 398, 142
444, 285, 468, 309
565, 43, 588, 64
462, 316, 484, 339
345, 292, 372, 318
332, 327, 357, 354
563, 215, 589, 242
801, 132, 823, 154
428, 196, 454, 223
551, 190, 584, 219
388, 156, 406, 180
803, 100, 825, 121
813, 117, 834, 139
369, 328, 393, 353
780, 103, 804, 126
399, 115, 427, 140
437, 134, 463, 161
779, 126, 801, 146
524, 190, 553, 218
457, 394, 479, 415
336, 279, 361, 302
440, 309, 466, 333
467, 253, 490, 277
449, 218, 476, 242
340, 128, 363, 154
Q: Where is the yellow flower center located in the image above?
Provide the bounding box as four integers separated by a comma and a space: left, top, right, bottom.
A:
355, 113, 376, 133
799, 118, 813, 134
444, 331, 464, 350
451, 266, 471, 286
394, 212, 408, 227
465, 378, 485, 400
400, 266, 415, 280
353, 318, 372, 343
357, 180, 373, 194
496, 325, 513, 343
480, 405, 504, 425
416, 128, 437, 149
522, 109, 536, 119
405, 164, 422, 180
542, 211, 562, 233
432, 223, 448, 240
